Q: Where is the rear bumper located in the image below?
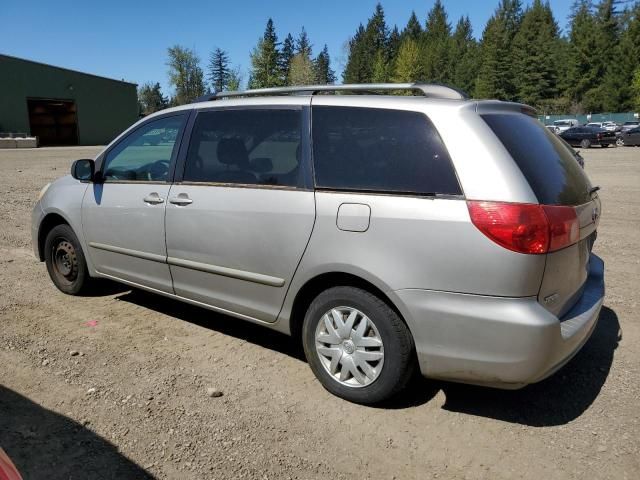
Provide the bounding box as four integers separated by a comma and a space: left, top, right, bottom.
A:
394, 254, 605, 388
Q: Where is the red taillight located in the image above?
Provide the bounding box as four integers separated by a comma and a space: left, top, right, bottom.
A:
467, 201, 579, 254
543, 205, 580, 251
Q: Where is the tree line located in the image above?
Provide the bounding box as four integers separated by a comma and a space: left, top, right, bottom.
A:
139, 0, 640, 116
138, 21, 335, 115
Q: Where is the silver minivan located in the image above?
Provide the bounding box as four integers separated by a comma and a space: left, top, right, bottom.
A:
32, 83, 605, 404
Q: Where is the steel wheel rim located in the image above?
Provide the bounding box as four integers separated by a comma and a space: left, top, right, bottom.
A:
52, 239, 78, 284
315, 306, 384, 388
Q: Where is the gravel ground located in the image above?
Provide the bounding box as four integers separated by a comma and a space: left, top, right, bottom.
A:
0, 145, 638, 480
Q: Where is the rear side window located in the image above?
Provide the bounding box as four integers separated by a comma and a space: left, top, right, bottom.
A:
482, 113, 592, 206
183, 109, 304, 187
312, 107, 461, 195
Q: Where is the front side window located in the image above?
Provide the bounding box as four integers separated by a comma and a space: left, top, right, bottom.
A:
102, 115, 185, 182
311, 106, 461, 195
183, 109, 304, 187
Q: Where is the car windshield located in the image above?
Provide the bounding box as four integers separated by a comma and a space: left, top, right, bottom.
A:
554, 121, 571, 126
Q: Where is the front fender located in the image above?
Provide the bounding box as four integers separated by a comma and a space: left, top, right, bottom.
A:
35, 176, 95, 275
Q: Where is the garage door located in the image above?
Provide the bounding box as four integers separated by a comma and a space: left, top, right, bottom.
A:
27, 98, 79, 146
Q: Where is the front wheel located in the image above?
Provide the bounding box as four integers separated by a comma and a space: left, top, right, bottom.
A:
302, 286, 416, 404
616, 137, 624, 147
580, 139, 591, 149
44, 224, 93, 295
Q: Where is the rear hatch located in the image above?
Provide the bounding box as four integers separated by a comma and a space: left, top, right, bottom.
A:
482, 112, 601, 317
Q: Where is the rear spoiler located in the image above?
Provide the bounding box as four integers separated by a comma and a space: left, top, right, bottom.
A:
475, 100, 538, 117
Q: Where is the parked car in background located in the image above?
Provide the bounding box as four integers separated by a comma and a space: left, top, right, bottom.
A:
617, 126, 640, 146
552, 119, 578, 133
546, 125, 559, 134
560, 126, 616, 148
621, 121, 640, 132
32, 83, 605, 404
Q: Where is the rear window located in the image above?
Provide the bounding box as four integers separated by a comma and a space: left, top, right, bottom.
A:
312, 106, 461, 196
482, 113, 592, 206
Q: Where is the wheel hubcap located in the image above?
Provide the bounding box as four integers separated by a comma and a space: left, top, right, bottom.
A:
315, 306, 384, 388
53, 240, 78, 282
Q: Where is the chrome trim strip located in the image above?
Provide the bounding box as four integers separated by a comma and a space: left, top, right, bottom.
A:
89, 242, 167, 263
167, 256, 285, 287
89, 242, 285, 287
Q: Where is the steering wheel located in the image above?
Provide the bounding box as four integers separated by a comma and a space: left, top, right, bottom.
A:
148, 160, 171, 181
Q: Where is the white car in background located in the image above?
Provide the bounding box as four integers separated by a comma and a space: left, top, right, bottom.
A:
587, 122, 620, 132
552, 119, 578, 133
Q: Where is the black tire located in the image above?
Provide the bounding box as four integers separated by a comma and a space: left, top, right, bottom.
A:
44, 224, 93, 295
302, 286, 416, 404
580, 139, 591, 149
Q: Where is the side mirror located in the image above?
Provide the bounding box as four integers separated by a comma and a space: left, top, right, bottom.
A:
71, 159, 95, 182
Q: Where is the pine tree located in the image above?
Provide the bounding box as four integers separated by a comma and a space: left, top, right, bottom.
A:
296, 27, 313, 57
248, 18, 282, 88
227, 66, 242, 91
208, 48, 230, 93
279, 33, 295, 85
289, 54, 316, 85
342, 24, 367, 83
511, 0, 561, 107
402, 11, 423, 41
313, 45, 336, 84
421, 0, 452, 83
166, 45, 206, 105
632, 67, 640, 110
475, 0, 522, 100
388, 26, 402, 65
392, 38, 422, 84
138, 82, 168, 115
372, 50, 390, 82
343, 3, 389, 83
616, 3, 640, 110
595, 0, 624, 111
567, 1, 600, 111
450, 16, 479, 96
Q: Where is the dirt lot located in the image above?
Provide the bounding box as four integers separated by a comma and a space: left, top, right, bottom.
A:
0, 145, 638, 480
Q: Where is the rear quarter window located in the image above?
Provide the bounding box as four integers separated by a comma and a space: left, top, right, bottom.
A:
482, 113, 592, 206
312, 106, 461, 196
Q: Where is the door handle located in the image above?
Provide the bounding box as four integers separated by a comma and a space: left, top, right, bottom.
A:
169, 193, 193, 206
143, 192, 164, 204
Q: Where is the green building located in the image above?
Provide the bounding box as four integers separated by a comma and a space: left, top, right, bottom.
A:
0, 54, 138, 146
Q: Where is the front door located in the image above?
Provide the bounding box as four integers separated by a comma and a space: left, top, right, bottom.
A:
82, 113, 188, 293
165, 105, 315, 322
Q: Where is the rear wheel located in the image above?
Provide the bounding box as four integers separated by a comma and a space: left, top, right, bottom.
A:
302, 286, 416, 404
616, 137, 624, 147
44, 224, 93, 295
580, 139, 591, 149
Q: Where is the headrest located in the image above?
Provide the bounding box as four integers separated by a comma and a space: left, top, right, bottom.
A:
217, 138, 248, 166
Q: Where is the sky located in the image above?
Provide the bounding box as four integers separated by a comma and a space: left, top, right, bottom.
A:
1, 1, 574, 94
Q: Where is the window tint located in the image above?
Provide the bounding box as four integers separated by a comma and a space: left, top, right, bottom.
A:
103, 115, 184, 182
183, 109, 304, 187
482, 113, 592, 206
312, 107, 461, 195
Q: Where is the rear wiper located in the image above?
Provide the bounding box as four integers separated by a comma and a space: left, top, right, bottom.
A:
589, 186, 600, 195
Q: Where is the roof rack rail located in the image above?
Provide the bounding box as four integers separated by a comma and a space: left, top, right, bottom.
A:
192, 83, 468, 103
